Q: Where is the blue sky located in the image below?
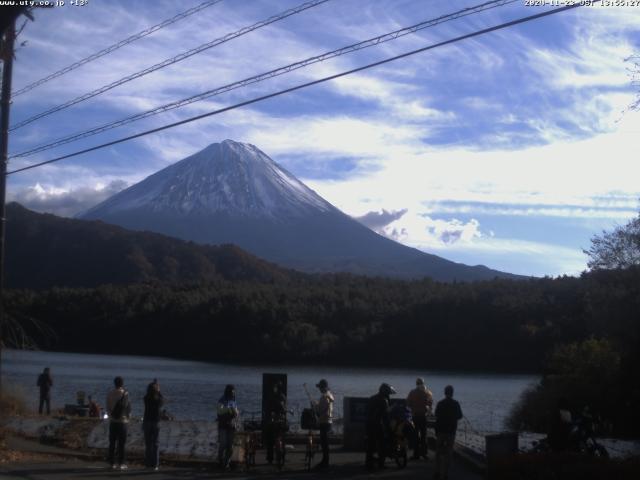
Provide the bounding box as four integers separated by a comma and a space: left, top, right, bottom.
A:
5, 0, 640, 277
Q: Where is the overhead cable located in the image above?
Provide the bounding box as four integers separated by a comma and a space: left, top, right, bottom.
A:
12, 0, 518, 159
9, 0, 330, 130
12, 0, 225, 97
6, 3, 583, 176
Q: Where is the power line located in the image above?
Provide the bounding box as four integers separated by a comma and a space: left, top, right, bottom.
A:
6, 3, 583, 176
12, 0, 224, 97
12, 0, 518, 160
9, 0, 330, 131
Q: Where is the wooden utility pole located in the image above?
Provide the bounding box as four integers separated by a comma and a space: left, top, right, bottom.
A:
0, 19, 16, 397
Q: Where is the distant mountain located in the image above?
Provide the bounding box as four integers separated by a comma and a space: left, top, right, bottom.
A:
5, 203, 295, 289
81, 140, 518, 281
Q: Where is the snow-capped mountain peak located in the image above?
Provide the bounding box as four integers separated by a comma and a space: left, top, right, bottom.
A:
83, 140, 333, 219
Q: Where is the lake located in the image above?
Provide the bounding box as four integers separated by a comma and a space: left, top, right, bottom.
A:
3, 349, 537, 432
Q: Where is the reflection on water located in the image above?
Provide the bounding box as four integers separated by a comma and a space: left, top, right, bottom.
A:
4, 349, 537, 432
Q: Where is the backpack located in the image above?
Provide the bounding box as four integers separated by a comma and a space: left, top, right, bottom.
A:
111, 391, 129, 420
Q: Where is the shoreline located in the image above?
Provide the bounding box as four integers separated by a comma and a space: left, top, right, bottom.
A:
2, 348, 542, 376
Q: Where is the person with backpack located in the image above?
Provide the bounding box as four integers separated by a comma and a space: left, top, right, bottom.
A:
407, 377, 433, 460
36, 367, 53, 415
314, 379, 334, 470
217, 384, 239, 469
106, 376, 131, 470
143, 380, 164, 470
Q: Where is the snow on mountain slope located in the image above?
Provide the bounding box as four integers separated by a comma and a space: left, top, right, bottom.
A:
83, 140, 332, 219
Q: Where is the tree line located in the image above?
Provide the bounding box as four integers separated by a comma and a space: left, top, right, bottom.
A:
4, 267, 638, 386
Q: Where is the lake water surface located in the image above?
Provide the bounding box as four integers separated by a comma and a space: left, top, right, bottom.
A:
4, 349, 537, 432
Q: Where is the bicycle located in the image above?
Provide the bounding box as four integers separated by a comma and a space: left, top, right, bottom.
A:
390, 438, 408, 469
268, 411, 292, 470
273, 420, 288, 470
302, 384, 321, 471
303, 426, 318, 471
387, 408, 413, 469
242, 418, 261, 470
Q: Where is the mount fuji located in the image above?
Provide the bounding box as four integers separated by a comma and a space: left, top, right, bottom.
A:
81, 140, 517, 281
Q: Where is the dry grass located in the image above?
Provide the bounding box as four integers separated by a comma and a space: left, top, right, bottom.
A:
56, 418, 100, 450
0, 385, 30, 457
0, 384, 29, 418
0, 447, 57, 464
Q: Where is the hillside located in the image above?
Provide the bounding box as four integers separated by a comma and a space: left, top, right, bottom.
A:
5, 202, 296, 289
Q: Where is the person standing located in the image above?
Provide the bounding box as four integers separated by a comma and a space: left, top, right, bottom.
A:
407, 377, 433, 460
365, 383, 395, 470
37, 367, 53, 415
314, 379, 334, 469
143, 380, 164, 470
434, 385, 463, 480
217, 384, 239, 469
106, 376, 131, 470
263, 381, 287, 465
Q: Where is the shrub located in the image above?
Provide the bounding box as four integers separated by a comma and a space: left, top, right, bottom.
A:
506, 338, 622, 434
0, 384, 29, 417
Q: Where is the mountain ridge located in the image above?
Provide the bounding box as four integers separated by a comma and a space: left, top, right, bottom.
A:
80, 140, 521, 281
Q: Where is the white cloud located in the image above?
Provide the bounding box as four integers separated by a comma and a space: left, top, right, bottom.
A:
331, 75, 456, 121
306, 109, 640, 216
8, 180, 129, 217
422, 201, 638, 220
379, 213, 483, 247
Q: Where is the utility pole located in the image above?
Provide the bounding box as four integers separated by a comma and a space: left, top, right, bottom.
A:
0, 19, 16, 397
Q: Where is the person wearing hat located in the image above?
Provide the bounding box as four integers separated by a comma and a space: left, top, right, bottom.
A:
407, 377, 433, 460
365, 383, 396, 470
314, 379, 334, 469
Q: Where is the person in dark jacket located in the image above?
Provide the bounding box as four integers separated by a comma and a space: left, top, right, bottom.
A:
314, 378, 334, 469
365, 383, 396, 470
263, 381, 287, 465
217, 384, 239, 469
434, 385, 463, 480
37, 367, 53, 415
106, 376, 131, 470
143, 380, 164, 470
